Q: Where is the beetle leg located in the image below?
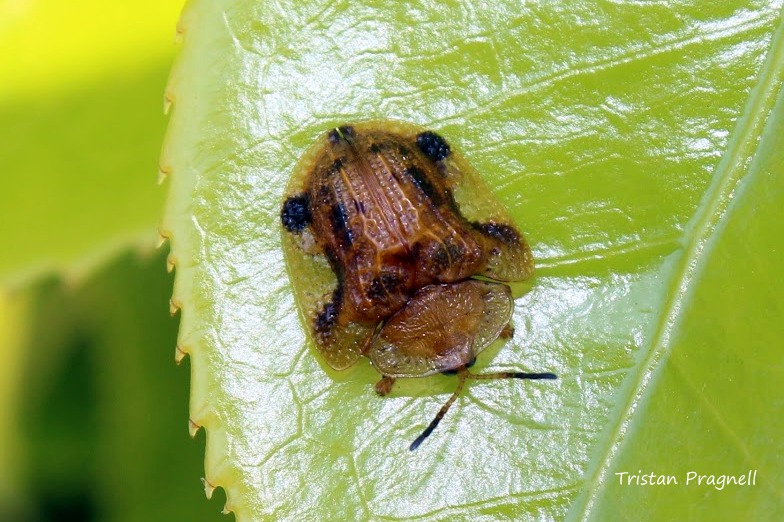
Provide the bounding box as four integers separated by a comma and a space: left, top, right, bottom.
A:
375, 376, 396, 396
410, 366, 557, 450
499, 323, 515, 339
410, 367, 468, 451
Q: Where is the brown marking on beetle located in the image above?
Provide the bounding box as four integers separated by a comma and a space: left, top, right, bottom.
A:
304, 127, 500, 326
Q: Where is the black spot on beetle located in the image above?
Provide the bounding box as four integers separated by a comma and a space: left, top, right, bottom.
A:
405, 166, 442, 205
368, 143, 383, 154
329, 158, 344, 174
431, 244, 450, 271
315, 288, 342, 333
380, 271, 399, 293
330, 203, 353, 247
339, 125, 355, 138
416, 131, 451, 162
365, 270, 400, 300
281, 194, 312, 233
367, 278, 385, 300
328, 125, 355, 145
472, 222, 520, 246
445, 240, 463, 262
323, 247, 344, 285
315, 303, 337, 333
412, 241, 450, 272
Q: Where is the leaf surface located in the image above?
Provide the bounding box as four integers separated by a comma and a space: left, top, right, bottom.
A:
162, 1, 784, 519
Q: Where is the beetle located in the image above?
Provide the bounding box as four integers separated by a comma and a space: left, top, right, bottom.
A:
280, 121, 555, 450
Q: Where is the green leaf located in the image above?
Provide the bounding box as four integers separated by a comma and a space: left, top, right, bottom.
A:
573, 38, 784, 519
0, 0, 183, 283
6, 251, 225, 521
162, 1, 784, 519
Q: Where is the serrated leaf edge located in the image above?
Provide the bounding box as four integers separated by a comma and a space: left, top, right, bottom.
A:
158, 0, 245, 518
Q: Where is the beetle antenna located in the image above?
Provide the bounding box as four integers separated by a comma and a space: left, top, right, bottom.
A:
466, 371, 557, 382
409, 369, 468, 451
409, 369, 557, 451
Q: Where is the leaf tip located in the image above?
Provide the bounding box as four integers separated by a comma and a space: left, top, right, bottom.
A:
175, 344, 188, 364
157, 227, 171, 248
158, 163, 172, 184
163, 90, 175, 116
189, 418, 202, 438
201, 477, 216, 499
166, 254, 176, 273
175, 15, 186, 44
169, 297, 181, 316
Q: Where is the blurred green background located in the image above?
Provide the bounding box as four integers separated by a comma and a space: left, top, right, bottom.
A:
0, 1, 226, 520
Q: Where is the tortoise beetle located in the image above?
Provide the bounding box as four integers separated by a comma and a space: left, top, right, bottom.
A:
280, 121, 555, 450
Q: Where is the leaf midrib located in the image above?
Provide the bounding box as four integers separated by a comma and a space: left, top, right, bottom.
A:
570, 11, 784, 520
